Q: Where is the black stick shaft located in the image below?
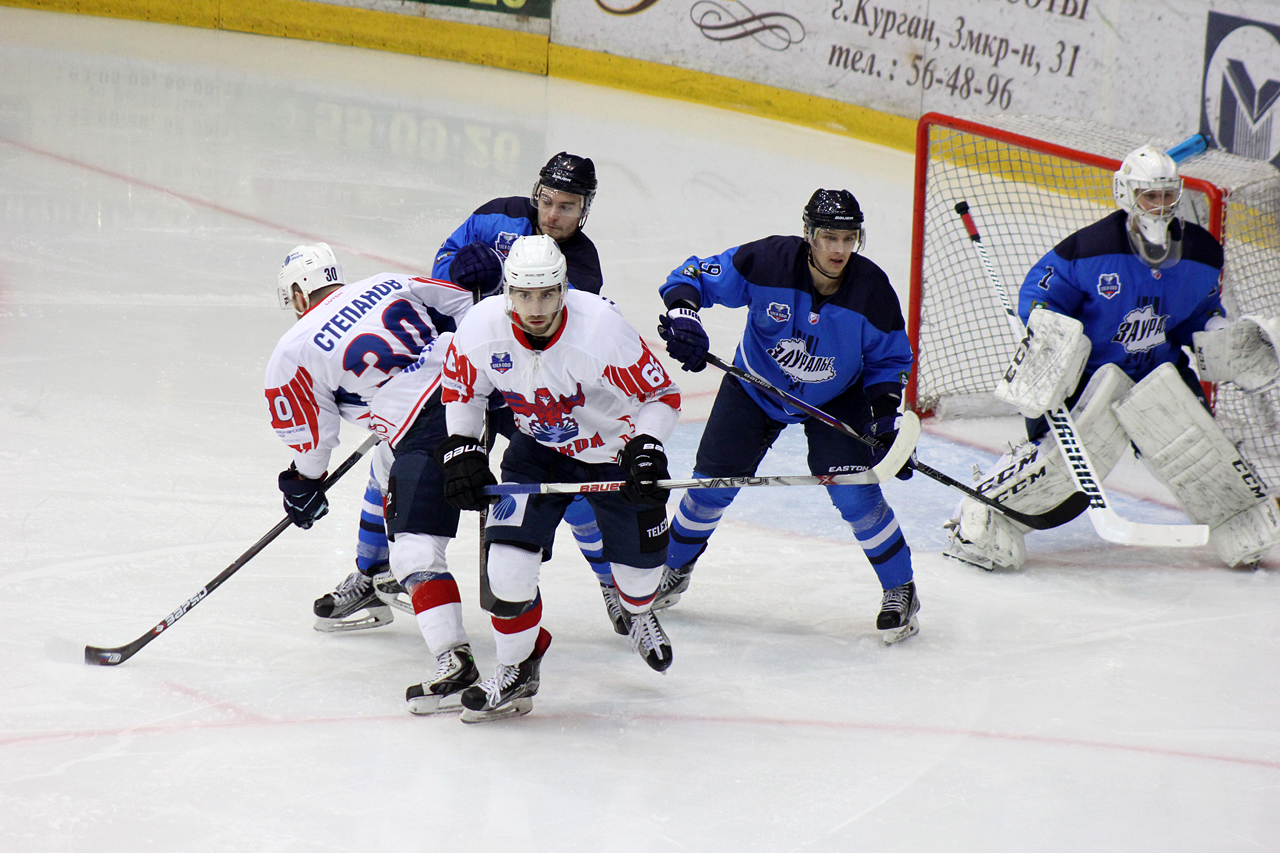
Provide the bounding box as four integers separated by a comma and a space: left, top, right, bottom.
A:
84, 434, 380, 666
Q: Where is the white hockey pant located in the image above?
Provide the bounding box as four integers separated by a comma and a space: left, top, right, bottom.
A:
1112, 362, 1280, 566
390, 532, 467, 655
943, 364, 1135, 570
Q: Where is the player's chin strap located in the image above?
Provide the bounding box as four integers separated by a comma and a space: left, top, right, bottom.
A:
954, 200, 1208, 548
705, 353, 1090, 531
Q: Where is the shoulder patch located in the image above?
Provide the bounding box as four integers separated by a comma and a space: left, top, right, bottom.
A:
766, 302, 791, 322
1097, 273, 1121, 299
491, 352, 513, 374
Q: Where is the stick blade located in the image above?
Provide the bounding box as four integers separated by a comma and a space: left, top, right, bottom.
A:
1088, 508, 1210, 547
84, 644, 132, 666
1002, 490, 1091, 530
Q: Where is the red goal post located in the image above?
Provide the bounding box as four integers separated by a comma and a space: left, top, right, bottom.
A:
907, 112, 1280, 492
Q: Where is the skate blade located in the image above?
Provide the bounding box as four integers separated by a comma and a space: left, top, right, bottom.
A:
313, 606, 394, 633
372, 581, 414, 615
882, 616, 920, 646
941, 551, 996, 573
651, 592, 681, 611
407, 693, 464, 716
459, 698, 533, 724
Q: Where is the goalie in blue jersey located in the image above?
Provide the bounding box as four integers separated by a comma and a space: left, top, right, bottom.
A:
654, 188, 922, 644
944, 145, 1280, 572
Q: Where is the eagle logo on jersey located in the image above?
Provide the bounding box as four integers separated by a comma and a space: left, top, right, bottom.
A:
1097, 273, 1121, 299
491, 352, 513, 374
504, 383, 587, 444
767, 302, 791, 322
1112, 304, 1169, 353
767, 337, 836, 383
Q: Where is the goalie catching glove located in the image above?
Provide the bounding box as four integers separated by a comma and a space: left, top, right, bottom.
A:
619, 434, 670, 506
1192, 314, 1280, 393
994, 308, 1091, 418
278, 464, 329, 529
435, 435, 496, 512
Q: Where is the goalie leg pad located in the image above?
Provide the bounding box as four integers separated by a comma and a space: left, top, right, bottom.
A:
994, 308, 1091, 418
1193, 314, 1280, 392
968, 364, 1135, 523
1112, 362, 1268, 527
943, 497, 1026, 571
1210, 499, 1280, 568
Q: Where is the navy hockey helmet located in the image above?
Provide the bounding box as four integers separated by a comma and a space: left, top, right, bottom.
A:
803, 188, 865, 253
531, 152, 597, 228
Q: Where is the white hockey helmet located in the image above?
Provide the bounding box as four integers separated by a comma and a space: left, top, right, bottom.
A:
277, 242, 344, 312
1113, 145, 1183, 247
503, 234, 568, 335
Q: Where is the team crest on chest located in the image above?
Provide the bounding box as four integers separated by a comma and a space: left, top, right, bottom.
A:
767, 302, 791, 322
1097, 273, 1121, 299
1112, 304, 1169, 353
491, 352, 513, 373
767, 336, 836, 383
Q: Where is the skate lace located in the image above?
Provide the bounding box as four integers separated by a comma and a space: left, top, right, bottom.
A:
434, 648, 462, 680
629, 611, 665, 655
334, 572, 372, 605
480, 663, 520, 705
602, 587, 625, 621
881, 585, 912, 614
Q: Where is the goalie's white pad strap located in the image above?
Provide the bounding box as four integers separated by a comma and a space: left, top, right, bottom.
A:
1112, 363, 1269, 527
994, 308, 1091, 418
971, 364, 1134, 529
1211, 499, 1280, 567
1192, 314, 1280, 392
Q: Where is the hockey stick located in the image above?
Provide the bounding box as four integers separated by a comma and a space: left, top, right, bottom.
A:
84, 433, 381, 666
485, 471, 882, 496
707, 353, 1089, 530
954, 201, 1208, 547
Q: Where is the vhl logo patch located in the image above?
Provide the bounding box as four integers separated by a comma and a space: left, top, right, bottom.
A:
1202, 13, 1280, 165
767, 302, 791, 322
491, 352, 513, 373
494, 232, 520, 254
1097, 273, 1121, 299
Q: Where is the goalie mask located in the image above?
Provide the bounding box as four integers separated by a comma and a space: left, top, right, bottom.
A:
530, 152, 597, 230
277, 242, 344, 316
803, 188, 866, 254
503, 234, 568, 337
1113, 145, 1182, 249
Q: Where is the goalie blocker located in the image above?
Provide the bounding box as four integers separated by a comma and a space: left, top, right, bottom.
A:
945, 363, 1279, 570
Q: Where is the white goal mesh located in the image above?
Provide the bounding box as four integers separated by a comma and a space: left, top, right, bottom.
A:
909, 113, 1280, 493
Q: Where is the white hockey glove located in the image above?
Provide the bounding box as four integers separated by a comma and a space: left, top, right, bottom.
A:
1192, 314, 1280, 393
994, 308, 1091, 418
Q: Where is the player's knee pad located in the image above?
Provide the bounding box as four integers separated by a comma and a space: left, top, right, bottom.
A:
386, 450, 459, 538
387, 532, 448, 584
1113, 362, 1269, 527
826, 483, 884, 526
683, 475, 740, 512
943, 497, 1027, 571
486, 542, 542, 605
1210, 499, 1280, 567
969, 364, 1134, 525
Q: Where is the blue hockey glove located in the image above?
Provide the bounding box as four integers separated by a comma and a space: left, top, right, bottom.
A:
449, 241, 504, 299
657, 307, 709, 372
619, 434, 670, 506
863, 392, 913, 481
279, 465, 330, 528
435, 435, 496, 512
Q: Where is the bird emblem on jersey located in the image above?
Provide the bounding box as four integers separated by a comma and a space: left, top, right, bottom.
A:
503, 383, 586, 443
491, 352, 513, 374
1097, 273, 1122, 299
767, 302, 791, 322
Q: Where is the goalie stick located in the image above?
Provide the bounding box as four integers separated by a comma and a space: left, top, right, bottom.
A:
485, 471, 883, 496
954, 200, 1209, 547
706, 353, 1089, 530
84, 433, 381, 666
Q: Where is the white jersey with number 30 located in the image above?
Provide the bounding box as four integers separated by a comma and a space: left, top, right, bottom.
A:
264, 273, 474, 477
442, 290, 681, 463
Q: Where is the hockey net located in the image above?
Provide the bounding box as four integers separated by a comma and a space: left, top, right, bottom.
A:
908, 113, 1280, 494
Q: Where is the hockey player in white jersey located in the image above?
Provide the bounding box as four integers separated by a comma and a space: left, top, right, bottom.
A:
266, 242, 499, 713
437, 235, 681, 723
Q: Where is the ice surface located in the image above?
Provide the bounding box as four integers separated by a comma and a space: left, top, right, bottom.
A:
1, 8, 1277, 852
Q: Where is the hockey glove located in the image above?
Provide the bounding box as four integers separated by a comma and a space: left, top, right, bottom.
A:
449, 241, 504, 299
657, 306, 709, 372
278, 465, 330, 528
863, 392, 914, 481
619, 434, 671, 506
435, 434, 497, 512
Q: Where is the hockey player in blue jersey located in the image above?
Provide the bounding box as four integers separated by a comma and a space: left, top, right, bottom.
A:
655, 188, 922, 643
944, 144, 1280, 571
313, 152, 631, 636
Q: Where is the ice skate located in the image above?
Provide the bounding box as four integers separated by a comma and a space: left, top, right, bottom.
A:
628, 609, 673, 672
313, 571, 393, 632
600, 582, 633, 636
371, 568, 413, 615
651, 564, 693, 611
406, 644, 480, 715
460, 629, 552, 724
877, 581, 920, 645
